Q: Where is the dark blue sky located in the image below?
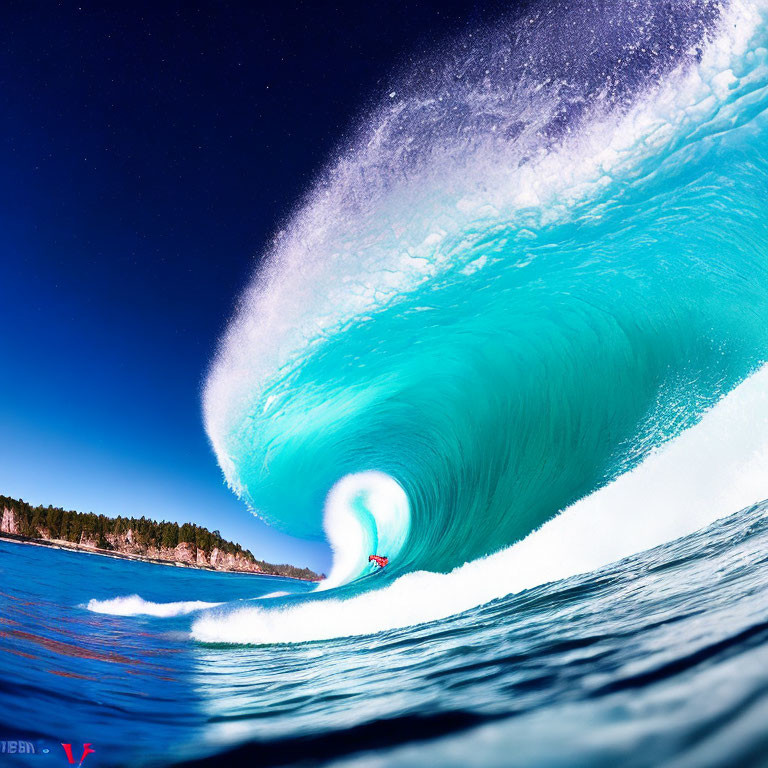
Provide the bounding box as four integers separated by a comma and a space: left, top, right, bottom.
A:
0, 0, 502, 572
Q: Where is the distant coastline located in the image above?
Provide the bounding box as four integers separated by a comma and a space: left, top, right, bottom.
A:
0, 495, 323, 581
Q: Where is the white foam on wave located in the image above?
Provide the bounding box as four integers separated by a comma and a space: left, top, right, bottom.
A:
192, 364, 768, 644
86, 595, 222, 617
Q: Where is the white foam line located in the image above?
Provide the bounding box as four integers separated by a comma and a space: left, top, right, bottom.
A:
86, 595, 223, 617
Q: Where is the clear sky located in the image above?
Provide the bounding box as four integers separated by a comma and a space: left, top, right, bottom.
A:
0, 0, 500, 574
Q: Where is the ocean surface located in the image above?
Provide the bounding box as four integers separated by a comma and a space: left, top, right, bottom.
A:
2, 503, 768, 767
4, 0, 768, 765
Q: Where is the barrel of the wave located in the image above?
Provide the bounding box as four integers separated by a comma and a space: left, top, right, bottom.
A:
317, 471, 410, 590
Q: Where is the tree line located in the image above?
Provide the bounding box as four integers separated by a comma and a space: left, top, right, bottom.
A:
0, 494, 321, 580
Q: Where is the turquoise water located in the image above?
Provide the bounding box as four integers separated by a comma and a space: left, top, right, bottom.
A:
5, 1, 768, 765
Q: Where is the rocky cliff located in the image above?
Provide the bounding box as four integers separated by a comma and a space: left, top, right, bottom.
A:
0, 503, 321, 579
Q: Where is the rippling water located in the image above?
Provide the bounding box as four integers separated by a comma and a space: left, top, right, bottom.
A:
2, 501, 768, 767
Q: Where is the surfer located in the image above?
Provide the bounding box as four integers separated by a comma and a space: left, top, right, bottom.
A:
369, 554, 388, 568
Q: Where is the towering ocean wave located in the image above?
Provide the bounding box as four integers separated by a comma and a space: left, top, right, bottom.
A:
203, 0, 768, 612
